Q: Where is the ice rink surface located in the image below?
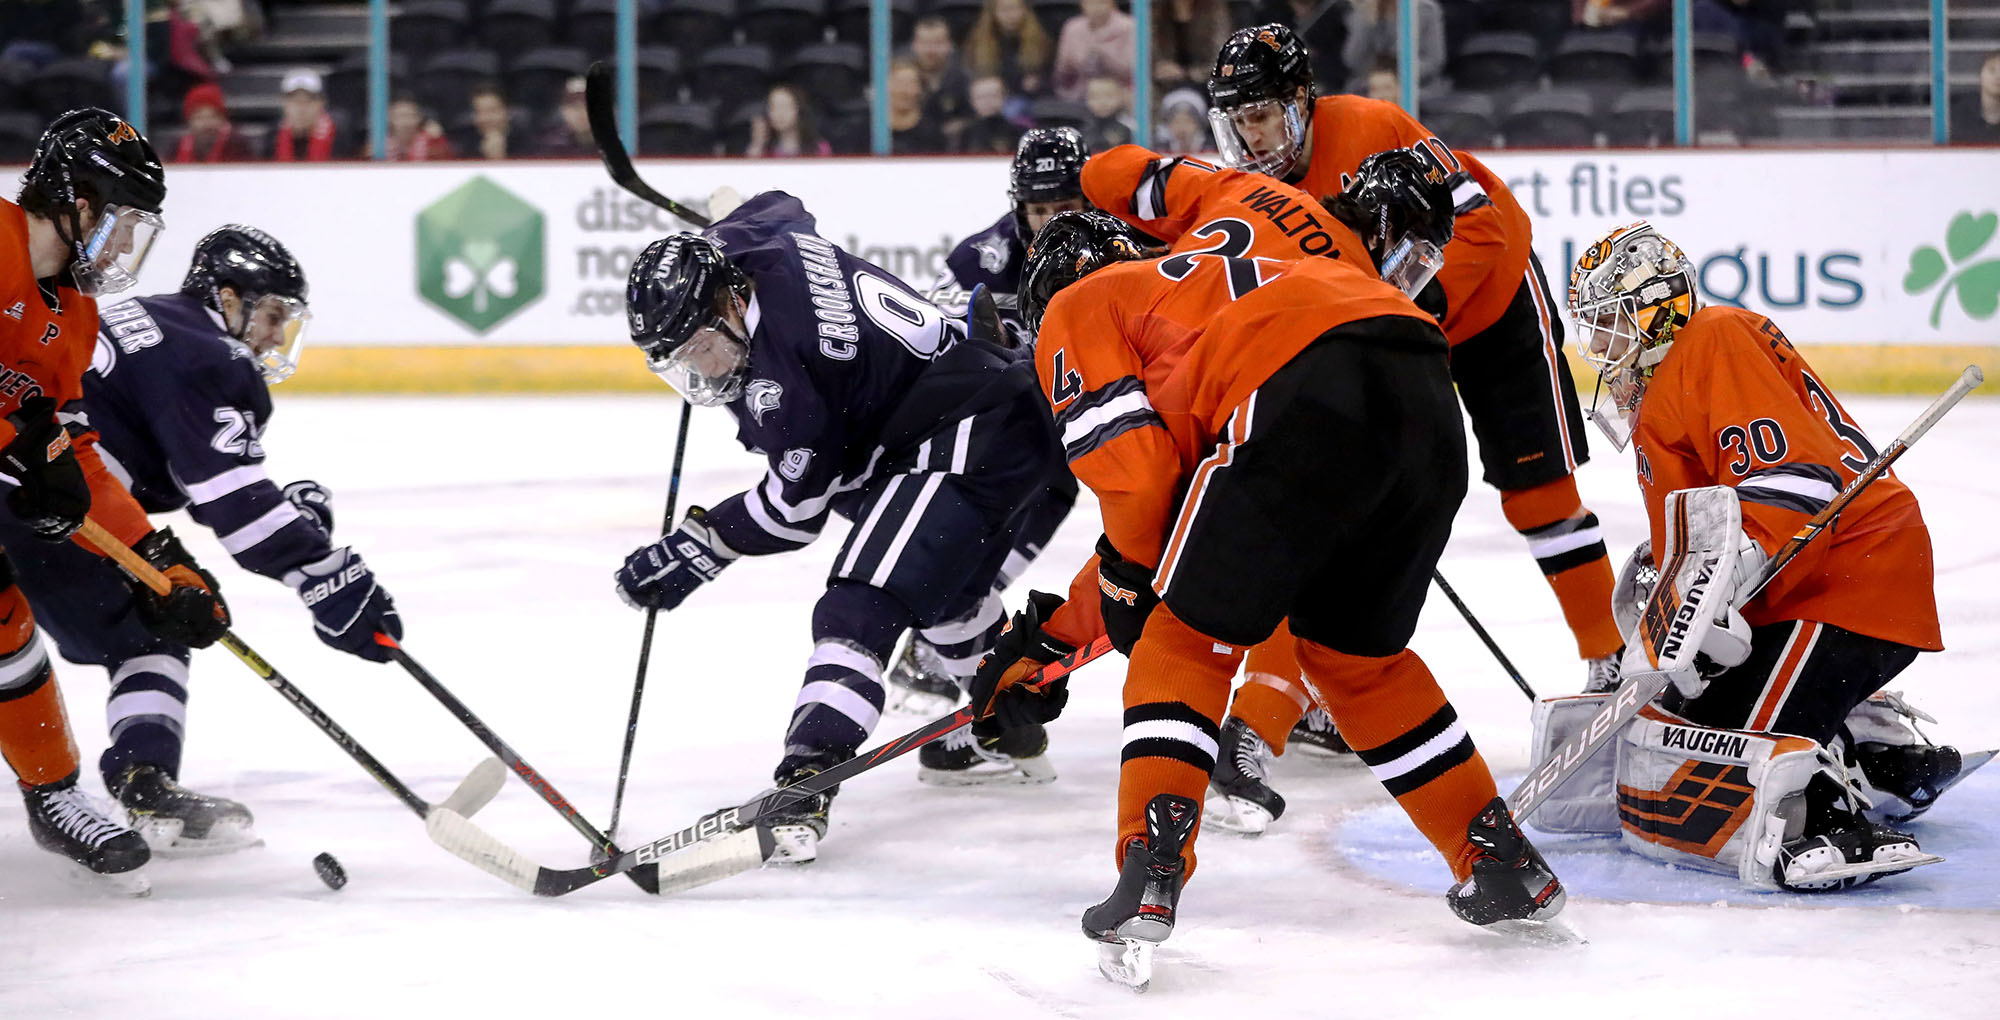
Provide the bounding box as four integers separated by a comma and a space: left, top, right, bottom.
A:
1, 392, 1995, 1019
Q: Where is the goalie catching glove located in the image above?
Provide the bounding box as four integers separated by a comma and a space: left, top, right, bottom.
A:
288, 547, 401, 661
616, 506, 738, 612
131, 528, 232, 647
1, 396, 89, 541
1615, 494, 1772, 698
968, 590, 1074, 729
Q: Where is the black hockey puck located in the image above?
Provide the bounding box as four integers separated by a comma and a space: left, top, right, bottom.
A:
313, 852, 348, 890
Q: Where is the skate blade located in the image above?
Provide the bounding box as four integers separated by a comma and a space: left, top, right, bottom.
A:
64, 862, 151, 898
1482, 914, 1588, 946
1202, 794, 1273, 836
917, 756, 1057, 788
1095, 939, 1153, 992
1783, 850, 1945, 890
763, 824, 820, 865
1288, 742, 1352, 760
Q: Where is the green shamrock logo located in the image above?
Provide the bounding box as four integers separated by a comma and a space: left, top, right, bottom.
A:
1903, 211, 2000, 327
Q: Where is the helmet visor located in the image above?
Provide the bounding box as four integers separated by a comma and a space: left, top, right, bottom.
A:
75, 204, 163, 297
246, 294, 312, 384
1378, 236, 1445, 298
646, 323, 748, 406
1209, 100, 1306, 178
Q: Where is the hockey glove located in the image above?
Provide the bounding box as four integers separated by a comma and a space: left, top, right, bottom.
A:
968, 590, 1075, 729
131, 528, 232, 648
283, 479, 335, 534
1096, 535, 1160, 657
1, 396, 89, 541
291, 548, 401, 662
616, 506, 739, 612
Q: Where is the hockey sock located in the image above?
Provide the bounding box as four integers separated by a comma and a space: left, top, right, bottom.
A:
1501, 476, 1623, 661
1118, 605, 1241, 878
1295, 641, 1497, 881
98, 653, 191, 783
1228, 620, 1314, 754
0, 666, 82, 787
784, 583, 912, 756
915, 593, 1006, 682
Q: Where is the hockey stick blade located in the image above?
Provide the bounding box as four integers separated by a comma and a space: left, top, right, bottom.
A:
430, 635, 1115, 896
436, 757, 508, 818
583, 62, 711, 227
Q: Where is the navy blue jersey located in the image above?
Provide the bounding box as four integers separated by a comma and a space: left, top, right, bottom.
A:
699, 191, 973, 557
930, 212, 1024, 320
86, 292, 334, 581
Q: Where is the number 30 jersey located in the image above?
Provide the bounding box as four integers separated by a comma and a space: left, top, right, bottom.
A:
1631, 305, 1940, 651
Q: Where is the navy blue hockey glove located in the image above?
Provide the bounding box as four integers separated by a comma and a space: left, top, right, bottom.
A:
282, 479, 334, 534
969, 591, 1075, 729
291, 548, 401, 662
616, 506, 739, 612
1, 396, 89, 541
1095, 535, 1159, 657
131, 528, 232, 647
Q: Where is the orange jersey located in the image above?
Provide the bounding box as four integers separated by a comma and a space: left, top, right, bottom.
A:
1631, 306, 1941, 651
0, 199, 152, 548
1080, 144, 1374, 272
1288, 95, 1532, 343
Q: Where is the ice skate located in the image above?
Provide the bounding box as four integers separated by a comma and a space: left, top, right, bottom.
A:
23, 772, 151, 897
111, 764, 261, 858
1447, 798, 1574, 942
1287, 707, 1350, 757
762, 748, 850, 865
883, 635, 962, 717
916, 720, 1055, 786
1774, 819, 1942, 891
1206, 717, 1284, 835
1845, 690, 1993, 823
1082, 794, 1199, 992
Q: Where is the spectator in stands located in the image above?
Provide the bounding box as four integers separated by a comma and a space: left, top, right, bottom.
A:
1362, 59, 1399, 103
463, 81, 521, 160
383, 91, 455, 161
535, 75, 597, 157
1155, 86, 1214, 153
1082, 74, 1136, 150
905, 15, 974, 146
965, 0, 1053, 99
1343, 0, 1443, 94
270, 69, 347, 161
1054, 0, 1136, 102
890, 58, 948, 153
1954, 50, 2000, 144
959, 74, 1025, 152
1153, 0, 1231, 93
173, 82, 251, 162
1574, 0, 1668, 32
747, 84, 832, 157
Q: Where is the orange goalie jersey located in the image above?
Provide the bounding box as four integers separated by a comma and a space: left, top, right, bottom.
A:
1288, 95, 1532, 345
0, 198, 151, 548
1080, 144, 1372, 271
1631, 305, 1941, 652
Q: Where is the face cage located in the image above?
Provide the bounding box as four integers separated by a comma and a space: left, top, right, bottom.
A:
245, 294, 312, 384
1209, 99, 1307, 179
646, 322, 749, 406
1378, 237, 1445, 298
73, 204, 164, 297
1569, 292, 1650, 451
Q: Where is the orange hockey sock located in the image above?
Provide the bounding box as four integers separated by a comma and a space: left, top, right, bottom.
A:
1117, 606, 1243, 878
1295, 641, 1498, 881
1230, 621, 1314, 753
0, 667, 81, 788
1501, 476, 1623, 660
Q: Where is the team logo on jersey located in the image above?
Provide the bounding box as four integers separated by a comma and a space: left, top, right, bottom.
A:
38, 322, 58, 345
778, 448, 812, 481
746, 379, 784, 425
975, 233, 1011, 274
2, 301, 23, 320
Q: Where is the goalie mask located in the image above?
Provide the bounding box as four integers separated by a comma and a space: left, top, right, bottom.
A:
1207, 24, 1316, 181
626, 234, 752, 406
1568, 220, 1696, 450
23, 108, 168, 297
182, 225, 311, 384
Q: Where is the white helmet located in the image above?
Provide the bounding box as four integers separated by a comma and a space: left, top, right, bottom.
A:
1567, 220, 1696, 450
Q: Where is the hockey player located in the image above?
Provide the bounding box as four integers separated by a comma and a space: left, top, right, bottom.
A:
972, 173, 1565, 986
1206, 26, 1625, 709
4, 226, 400, 856
1554, 220, 1951, 891
881, 128, 1091, 717
614, 192, 1064, 855
0, 108, 231, 892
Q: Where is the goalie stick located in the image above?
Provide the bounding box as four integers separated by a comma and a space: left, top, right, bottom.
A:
73, 520, 506, 822
427, 634, 1117, 896
583, 62, 712, 227
1508, 364, 1984, 823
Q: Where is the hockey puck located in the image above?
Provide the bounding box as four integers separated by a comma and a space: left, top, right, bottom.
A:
313, 852, 348, 890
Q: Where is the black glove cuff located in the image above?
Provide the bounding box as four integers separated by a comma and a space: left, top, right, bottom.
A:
134, 527, 193, 569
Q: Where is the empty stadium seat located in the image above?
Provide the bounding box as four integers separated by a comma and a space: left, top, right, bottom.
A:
510, 47, 588, 116
1450, 32, 1541, 91
640, 100, 718, 154
394, 1, 471, 54
481, 0, 560, 65
568, 0, 620, 57
1500, 88, 1597, 147
743, 0, 830, 52
1027, 97, 1088, 129
721, 99, 766, 152
636, 47, 687, 104
326, 53, 411, 119
0, 112, 42, 162
1603, 87, 1675, 147
690, 44, 775, 103
785, 42, 867, 101
1549, 30, 1640, 87
417, 49, 502, 116
1418, 92, 1499, 148
28, 59, 115, 120
657, 0, 740, 61
832, 0, 916, 45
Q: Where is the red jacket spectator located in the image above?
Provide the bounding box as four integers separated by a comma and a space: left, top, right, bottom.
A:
174, 83, 252, 163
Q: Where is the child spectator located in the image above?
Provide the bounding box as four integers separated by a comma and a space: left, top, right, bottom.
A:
1082, 74, 1135, 150
173, 82, 251, 162
965, 0, 1053, 98
1154, 85, 1213, 153
383, 91, 455, 161
1054, 0, 1135, 102
959, 75, 1024, 152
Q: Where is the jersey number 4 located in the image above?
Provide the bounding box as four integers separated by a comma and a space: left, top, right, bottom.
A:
1048, 349, 1082, 405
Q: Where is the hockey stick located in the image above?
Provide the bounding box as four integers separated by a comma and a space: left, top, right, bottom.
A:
583, 62, 712, 227
1507, 365, 1984, 823
427, 634, 1118, 896
72, 520, 506, 821
608, 399, 694, 842
379, 638, 662, 893
1432, 570, 1536, 700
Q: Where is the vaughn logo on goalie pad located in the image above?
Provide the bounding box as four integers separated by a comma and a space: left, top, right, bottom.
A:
1655, 560, 1716, 663
1660, 725, 1749, 758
